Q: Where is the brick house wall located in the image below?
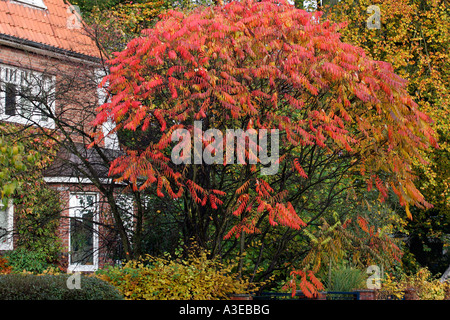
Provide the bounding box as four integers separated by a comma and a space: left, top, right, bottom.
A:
0, 44, 101, 138
0, 43, 121, 270
0, 0, 123, 272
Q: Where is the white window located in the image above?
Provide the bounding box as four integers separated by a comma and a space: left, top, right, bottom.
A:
102, 119, 119, 150
68, 193, 99, 272
0, 64, 55, 129
95, 69, 119, 150
116, 194, 134, 238
0, 201, 14, 251
11, 0, 47, 10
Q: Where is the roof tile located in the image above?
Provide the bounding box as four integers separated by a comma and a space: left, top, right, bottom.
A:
0, 0, 99, 59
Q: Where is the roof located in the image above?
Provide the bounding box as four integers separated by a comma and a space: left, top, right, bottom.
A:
43, 142, 122, 181
0, 0, 100, 60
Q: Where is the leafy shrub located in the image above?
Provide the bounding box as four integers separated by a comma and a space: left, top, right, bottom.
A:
1, 124, 62, 265
404, 268, 448, 300
379, 268, 449, 300
0, 256, 12, 274
14, 182, 63, 264
0, 274, 123, 300
3, 248, 52, 274
96, 246, 256, 300
378, 273, 406, 300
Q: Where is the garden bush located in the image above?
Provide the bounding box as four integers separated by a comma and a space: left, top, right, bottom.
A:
0, 274, 123, 300
379, 267, 450, 300
13, 182, 63, 265
3, 248, 52, 274
96, 246, 256, 300
0, 256, 12, 274
404, 268, 449, 300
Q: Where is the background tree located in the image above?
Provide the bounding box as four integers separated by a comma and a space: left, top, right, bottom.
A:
68, 0, 141, 14
82, 0, 213, 58
326, 0, 450, 275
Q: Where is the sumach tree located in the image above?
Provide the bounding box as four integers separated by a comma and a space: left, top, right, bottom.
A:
93, 0, 437, 295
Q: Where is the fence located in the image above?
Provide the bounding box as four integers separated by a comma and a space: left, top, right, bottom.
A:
251, 288, 421, 300
252, 290, 390, 300
252, 291, 360, 300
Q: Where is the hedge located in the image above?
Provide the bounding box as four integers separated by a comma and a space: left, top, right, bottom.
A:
0, 274, 124, 300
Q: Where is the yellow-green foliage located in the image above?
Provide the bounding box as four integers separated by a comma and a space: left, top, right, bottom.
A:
95, 247, 256, 300
378, 273, 406, 300
379, 268, 449, 300
404, 268, 448, 300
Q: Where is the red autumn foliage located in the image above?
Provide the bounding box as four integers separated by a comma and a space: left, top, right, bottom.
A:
92, 0, 437, 297
0, 256, 12, 274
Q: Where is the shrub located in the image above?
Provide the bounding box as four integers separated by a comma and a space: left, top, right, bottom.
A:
0, 274, 123, 300
3, 248, 52, 274
404, 268, 448, 300
14, 182, 63, 264
379, 268, 449, 300
96, 246, 257, 300
378, 273, 406, 300
0, 256, 11, 274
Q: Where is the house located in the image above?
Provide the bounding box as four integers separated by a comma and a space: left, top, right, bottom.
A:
0, 0, 125, 273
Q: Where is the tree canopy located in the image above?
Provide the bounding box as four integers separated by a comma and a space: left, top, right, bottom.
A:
92, 0, 438, 294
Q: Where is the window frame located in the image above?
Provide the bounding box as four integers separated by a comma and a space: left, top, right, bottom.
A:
95, 68, 119, 150
0, 64, 56, 129
68, 192, 99, 272
0, 201, 14, 251
11, 0, 47, 10
115, 194, 134, 239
